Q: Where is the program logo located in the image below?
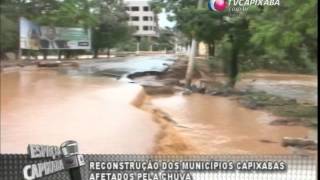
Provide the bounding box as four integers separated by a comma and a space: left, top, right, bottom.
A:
208, 0, 229, 12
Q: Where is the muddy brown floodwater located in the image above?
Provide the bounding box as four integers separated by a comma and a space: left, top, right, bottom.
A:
1, 68, 159, 154
151, 94, 312, 154
0, 67, 317, 155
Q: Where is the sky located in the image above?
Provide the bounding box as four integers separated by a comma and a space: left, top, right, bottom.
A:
124, 0, 176, 28
158, 9, 175, 28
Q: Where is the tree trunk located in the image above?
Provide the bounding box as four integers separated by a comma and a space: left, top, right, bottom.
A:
229, 40, 239, 88
208, 42, 215, 56
185, 38, 197, 87
58, 51, 62, 60
136, 42, 140, 55
26, 50, 31, 60
107, 48, 110, 58
34, 51, 38, 60
16, 49, 22, 60
195, 42, 199, 56
185, 0, 203, 88
43, 50, 47, 60
93, 49, 99, 59
65, 51, 71, 59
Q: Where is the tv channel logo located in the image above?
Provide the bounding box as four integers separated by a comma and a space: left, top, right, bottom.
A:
208, 0, 230, 12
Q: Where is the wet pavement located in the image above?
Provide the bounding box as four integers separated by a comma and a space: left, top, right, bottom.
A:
59, 55, 175, 78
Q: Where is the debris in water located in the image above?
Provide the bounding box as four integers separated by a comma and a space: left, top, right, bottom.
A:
282, 137, 317, 150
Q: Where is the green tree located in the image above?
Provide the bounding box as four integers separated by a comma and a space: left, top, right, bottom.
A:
225, 16, 251, 87
151, 0, 206, 86
178, 9, 227, 56
249, 0, 318, 73
155, 28, 175, 51
91, 0, 132, 58
153, 0, 317, 88
0, 15, 18, 57
152, 0, 240, 86
0, 0, 132, 59
0, 0, 27, 57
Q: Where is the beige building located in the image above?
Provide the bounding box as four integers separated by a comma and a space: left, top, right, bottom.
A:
198, 42, 209, 56
124, 0, 159, 38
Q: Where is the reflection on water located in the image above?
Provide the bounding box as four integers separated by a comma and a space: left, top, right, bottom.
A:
1, 69, 158, 154
151, 94, 312, 154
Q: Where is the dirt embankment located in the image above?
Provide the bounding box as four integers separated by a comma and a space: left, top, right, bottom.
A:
142, 99, 199, 154
160, 57, 317, 130
130, 58, 205, 153
132, 56, 317, 153
131, 89, 199, 154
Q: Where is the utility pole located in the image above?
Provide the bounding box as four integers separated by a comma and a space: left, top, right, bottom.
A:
136, 37, 141, 55
18, 17, 22, 60
185, 0, 203, 87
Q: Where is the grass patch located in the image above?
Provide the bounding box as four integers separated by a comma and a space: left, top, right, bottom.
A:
239, 91, 317, 128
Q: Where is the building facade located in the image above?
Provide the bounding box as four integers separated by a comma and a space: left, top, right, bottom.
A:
124, 0, 159, 38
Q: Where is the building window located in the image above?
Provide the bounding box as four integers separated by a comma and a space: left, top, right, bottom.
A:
143, 17, 154, 21
143, 6, 149, 11
131, 6, 139, 11
143, 26, 149, 31
142, 26, 155, 31
143, 16, 149, 21
131, 16, 139, 21
125, 7, 129, 11
134, 26, 139, 31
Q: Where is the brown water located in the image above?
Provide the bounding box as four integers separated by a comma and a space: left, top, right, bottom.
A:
151, 94, 312, 154
1, 68, 316, 155
0, 69, 159, 154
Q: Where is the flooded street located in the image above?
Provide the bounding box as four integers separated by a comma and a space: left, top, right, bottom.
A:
1, 68, 159, 154
149, 72, 317, 154
0, 56, 317, 154
0, 1, 317, 178
151, 94, 311, 154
